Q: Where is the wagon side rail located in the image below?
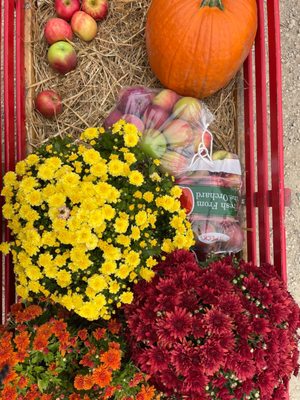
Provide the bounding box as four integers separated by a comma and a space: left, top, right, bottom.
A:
243, 0, 290, 282
1, 0, 26, 323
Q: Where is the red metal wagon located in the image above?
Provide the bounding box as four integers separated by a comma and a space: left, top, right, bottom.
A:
0, 0, 292, 395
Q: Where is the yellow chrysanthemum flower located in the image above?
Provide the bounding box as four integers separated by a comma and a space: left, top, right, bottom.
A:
88, 274, 108, 292
129, 170, 144, 186
26, 190, 43, 206
26, 154, 39, 166
90, 162, 108, 177
0, 242, 10, 255
124, 152, 137, 165
143, 191, 154, 202
3, 171, 17, 186
37, 164, 56, 181
114, 213, 129, 234
108, 159, 127, 177
80, 127, 100, 140
82, 148, 101, 165
171, 185, 182, 198
124, 128, 139, 148
15, 160, 27, 176
109, 280, 120, 294
25, 265, 43, 281
101, 261, 117, 275
56, 270, 72, 288
119, 291, 134, 304
135, 211, 147, 226
140, 267, 155, 282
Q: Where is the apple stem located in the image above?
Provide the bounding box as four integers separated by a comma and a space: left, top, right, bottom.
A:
200, 0, 224, 10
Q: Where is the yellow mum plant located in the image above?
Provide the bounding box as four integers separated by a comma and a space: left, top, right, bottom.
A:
1, 121, 194, 321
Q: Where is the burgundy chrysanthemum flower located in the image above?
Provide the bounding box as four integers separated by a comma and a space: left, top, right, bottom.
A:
214, 332, 236, 352
199, 340, 225, 375
211, 261, 236, 280
199, 270, 232, 292
243, 274, 264, 296
272, 384, 288, 400
218, 293, 243, 316
145, 346, 169, 374
170, 342, 192, 376
252, 317, 271, 335
196, 285, 217, 305
182, 367, 208, 398
226, 355, 256, 380
191, 317, 206, 339
257, 371, 278, 397
253, 348, 267, 370
204, 308, 233, 335
155, 294, 181, 312
164, 307, 193, 341
233, 379, 254, 398
259, 287, 274, 306
159, 368, 182, 391
124, 250, 300, 399
269, 303, 289, 324
288, 304, 300, 331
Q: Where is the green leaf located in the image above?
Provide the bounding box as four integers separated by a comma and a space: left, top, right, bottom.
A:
37, 378, 49, 392
31, 352, 44, 364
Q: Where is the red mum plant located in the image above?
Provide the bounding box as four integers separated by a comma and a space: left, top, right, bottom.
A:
0, 301, 161, 400
125, 250, 300, 400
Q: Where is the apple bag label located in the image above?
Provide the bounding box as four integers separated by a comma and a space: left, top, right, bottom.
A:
180, 185, 240, 219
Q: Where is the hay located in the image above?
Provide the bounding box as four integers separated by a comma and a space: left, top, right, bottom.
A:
27, 0, 238, 152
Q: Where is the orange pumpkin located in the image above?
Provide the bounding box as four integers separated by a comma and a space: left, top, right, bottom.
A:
146, 0, 257, 98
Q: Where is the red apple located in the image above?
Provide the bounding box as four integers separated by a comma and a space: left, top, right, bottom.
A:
55, 0, 80, 21
103, 109, 123, 129
35, 90, 63, 119
142, 104, 169, 130
44, 18, 73, 45
117, 86, 154, 117
160, 151, 190, 177
122, 114, 145, 133
173, 97, 202, 123
162, 119, 194, 148
179, 187, 194, 215
48, 41, 77, 74
71, 11, 98, 42
82, 0, 108, 21
193, 129, 213, 153
152, 89, 180, 113
140, 129, 167, 159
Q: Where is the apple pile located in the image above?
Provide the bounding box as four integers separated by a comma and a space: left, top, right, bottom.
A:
35, 0, 108, 119
177, 150, 244, 258
46, 0, 108, 74
104, 86, 214, 176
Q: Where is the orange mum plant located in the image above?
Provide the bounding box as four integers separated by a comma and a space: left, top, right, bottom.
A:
0, 301, 160, 400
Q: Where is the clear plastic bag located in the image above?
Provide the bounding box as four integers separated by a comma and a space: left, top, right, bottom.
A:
104, 86, 214, 176
177, 149, 244, 258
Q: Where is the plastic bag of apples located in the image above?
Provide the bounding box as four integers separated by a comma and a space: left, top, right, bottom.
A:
104, 86, 244, 258
103, 86, 214, 175
176, 148, 244, 259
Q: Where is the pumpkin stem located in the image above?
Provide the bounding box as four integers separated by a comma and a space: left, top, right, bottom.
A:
201, 0, 224, 10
